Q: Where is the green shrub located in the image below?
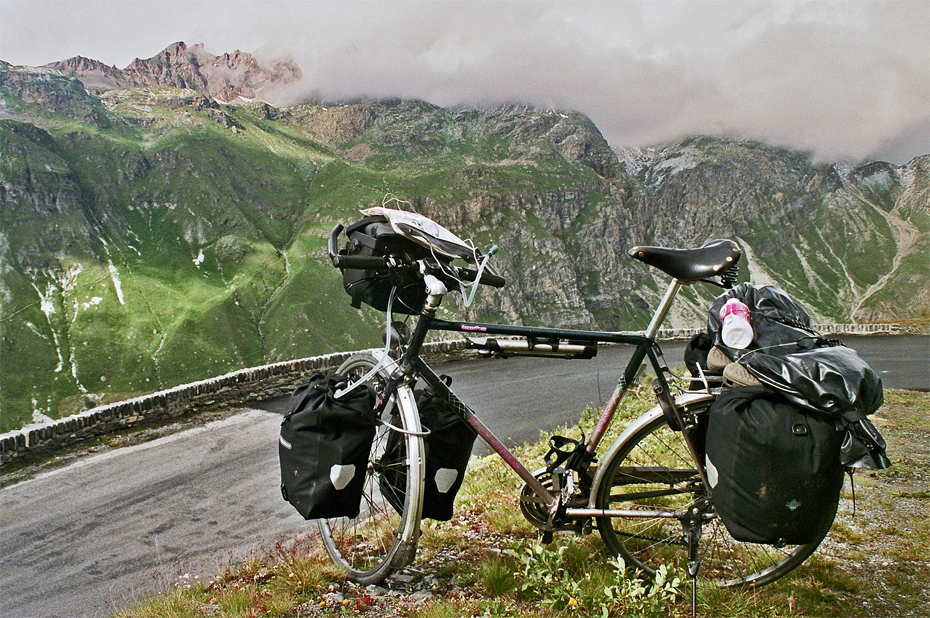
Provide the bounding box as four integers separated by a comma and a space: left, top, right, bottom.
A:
507, 538, 682, 617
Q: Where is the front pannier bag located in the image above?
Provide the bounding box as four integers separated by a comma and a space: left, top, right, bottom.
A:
279, 372, 376, 520
415, 386, 478, 521
705, 386, 845, 545
381, 380, 478, 521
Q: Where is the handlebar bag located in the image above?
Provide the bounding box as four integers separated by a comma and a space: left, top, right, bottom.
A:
340, 215, 433, 314
380, 379, 478, 521
704, 385, 844, 545
279, 372, 376, 520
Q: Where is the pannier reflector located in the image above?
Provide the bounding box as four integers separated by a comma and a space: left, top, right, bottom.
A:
434, 468, 459, 494
330, 464, 357, 491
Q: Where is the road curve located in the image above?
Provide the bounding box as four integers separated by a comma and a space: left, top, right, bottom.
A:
0, 411, 303, 618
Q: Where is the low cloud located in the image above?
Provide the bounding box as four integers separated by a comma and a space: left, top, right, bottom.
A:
254, 1, 929, 163
3, 0, 927, 163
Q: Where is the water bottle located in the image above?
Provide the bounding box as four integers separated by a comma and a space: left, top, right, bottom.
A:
720, 298, 753, 349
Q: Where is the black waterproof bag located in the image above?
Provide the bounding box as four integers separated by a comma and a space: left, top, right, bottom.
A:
381, 380, 478, 521
339, 215, 434, 314
703, 283, 889, 469
417, 386, 478, 520
704, 386, 845, 545
279, 372, 376, 520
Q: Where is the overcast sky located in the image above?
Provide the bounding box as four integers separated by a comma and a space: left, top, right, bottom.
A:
1, 0, 927, 163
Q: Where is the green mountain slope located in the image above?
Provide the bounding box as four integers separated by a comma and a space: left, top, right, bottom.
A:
1, 63, 927, 432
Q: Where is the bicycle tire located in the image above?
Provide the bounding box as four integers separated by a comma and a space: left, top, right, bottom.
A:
594, 399, 837, 588
317, 353, 425, 585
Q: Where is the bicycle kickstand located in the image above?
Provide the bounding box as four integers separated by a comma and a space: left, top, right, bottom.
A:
683, 513, 702, 617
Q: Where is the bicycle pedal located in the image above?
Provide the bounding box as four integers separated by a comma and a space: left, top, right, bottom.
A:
539, 530, 554, 544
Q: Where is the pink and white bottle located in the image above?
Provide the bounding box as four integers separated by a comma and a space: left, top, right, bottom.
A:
720, 299, 753, 349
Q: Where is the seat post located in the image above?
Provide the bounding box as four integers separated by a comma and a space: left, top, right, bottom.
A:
644, 279, 683, 340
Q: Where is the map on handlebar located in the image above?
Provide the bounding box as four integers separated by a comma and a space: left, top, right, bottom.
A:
361, 207, 479, 262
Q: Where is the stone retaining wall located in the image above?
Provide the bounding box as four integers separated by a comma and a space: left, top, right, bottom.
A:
0, 341, 470, 465
0, 325, 903, 465
654, 322, 900, 341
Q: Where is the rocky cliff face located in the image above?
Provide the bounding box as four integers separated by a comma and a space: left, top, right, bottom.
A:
0, 51, 926, 432
44, 42, 302, 103
617, 139, 929, 325
0, 64, 113, 126
279, 97, 928, 330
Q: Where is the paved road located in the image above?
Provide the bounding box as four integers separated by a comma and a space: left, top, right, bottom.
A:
1, 411, 302, 618
1, 335, 926, 617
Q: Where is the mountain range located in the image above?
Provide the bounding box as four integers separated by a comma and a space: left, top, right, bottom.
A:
1, 43, 927, 432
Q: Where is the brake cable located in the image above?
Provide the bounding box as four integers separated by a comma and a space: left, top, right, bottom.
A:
334, 287, 397, 399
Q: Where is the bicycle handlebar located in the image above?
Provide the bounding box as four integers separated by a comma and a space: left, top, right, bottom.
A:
327, 223, 387, 269
446, 261, 506, 288
328, 223, 342, 258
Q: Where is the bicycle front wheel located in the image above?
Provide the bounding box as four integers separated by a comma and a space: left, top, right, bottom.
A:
595, 400, 836, 588
317, 353, 425, 585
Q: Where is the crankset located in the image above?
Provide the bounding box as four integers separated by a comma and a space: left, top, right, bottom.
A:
519, 467, 591, 534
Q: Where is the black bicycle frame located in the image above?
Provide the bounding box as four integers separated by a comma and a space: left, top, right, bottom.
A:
390, 310, 683, 510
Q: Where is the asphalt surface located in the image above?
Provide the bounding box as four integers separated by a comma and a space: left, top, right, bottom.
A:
0, 335, 926, 617
1, 411, 302, 618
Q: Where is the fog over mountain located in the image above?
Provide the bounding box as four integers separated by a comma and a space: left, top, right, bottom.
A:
1, 0, 927, 164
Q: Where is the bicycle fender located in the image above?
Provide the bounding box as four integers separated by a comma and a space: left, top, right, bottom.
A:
586, 392, 715, 508
366, 350, 426, 547
395, 384, 426, 536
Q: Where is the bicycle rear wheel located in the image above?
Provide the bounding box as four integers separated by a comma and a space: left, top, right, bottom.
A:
595, 400, 836, 588
317, 353, 425, 585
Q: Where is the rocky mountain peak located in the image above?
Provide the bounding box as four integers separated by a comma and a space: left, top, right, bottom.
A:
43, 55, 128, 90
44, 42, 302, 104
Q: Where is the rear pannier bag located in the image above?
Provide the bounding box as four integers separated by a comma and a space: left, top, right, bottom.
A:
279, 372, 376, 520
705, 386, 844, 545
381, 380, 478, 521
339, 215, 434, 314
704, 283, 889, 470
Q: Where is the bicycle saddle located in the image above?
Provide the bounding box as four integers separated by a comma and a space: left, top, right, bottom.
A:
628, 239, 741, 282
